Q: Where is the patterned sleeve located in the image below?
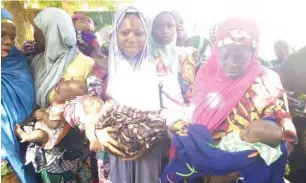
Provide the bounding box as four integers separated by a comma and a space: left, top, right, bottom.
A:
260, 70, 297, 144
86, 62, 108, 100
178, 48, 197, 103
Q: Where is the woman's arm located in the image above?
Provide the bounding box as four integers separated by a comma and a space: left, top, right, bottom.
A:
261, 89, 297, 155
95, 127, 126, 158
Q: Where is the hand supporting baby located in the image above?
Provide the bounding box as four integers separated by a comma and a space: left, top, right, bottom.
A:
84, 123, 103, 152
94, 127, 127, 158
85, 124, 147, 161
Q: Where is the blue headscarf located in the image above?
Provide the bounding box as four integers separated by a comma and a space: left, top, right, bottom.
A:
1, 8, 36, 183
1, 8, 13, 21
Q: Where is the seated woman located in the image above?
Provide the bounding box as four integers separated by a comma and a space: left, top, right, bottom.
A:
164, 17, 297, 183
1, 8, 36, 183
26, 7, 95, 183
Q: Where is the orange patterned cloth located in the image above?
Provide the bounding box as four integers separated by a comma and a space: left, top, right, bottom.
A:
212, 69, 297, 144
177, 47, 197, 103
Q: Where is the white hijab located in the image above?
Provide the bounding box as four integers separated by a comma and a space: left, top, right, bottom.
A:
106, 6, 160, 111
30, 8, 79, 108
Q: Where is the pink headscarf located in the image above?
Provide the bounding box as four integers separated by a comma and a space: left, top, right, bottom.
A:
191, 18, 265, 132
72, 13, 86, 20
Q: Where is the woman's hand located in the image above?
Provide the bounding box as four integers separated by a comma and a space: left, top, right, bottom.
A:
121, 146, 148, 161
95, 127, 126, 158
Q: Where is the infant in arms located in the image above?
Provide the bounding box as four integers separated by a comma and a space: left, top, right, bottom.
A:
218, 120, 284, 165
65, 95, 168, 157
16, 80, 168, 158
173, 119, 284, 165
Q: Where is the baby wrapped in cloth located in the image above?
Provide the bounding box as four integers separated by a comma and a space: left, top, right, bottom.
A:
64, 95, 168, 157
161, 120, 286, 183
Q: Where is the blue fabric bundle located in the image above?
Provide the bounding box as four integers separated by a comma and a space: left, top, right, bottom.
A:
160, 124, 287, 183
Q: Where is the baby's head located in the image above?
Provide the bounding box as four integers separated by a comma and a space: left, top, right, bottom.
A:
53, 79, 88, 103
72, 14, 95, 32
240, 120, 283, 147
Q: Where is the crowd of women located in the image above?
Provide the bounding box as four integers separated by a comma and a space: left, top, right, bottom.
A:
1, 5, 305, 183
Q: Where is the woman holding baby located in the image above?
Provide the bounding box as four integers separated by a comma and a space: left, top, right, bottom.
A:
164, 18, 298, 183
15, 7, 96, 183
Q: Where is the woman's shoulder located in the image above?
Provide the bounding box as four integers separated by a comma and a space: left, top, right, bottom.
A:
256, 67, 284, 97
63, 52, 95, 81
73, 52, 95, 65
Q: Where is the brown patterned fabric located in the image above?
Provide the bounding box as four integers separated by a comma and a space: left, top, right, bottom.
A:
96, 103, 168, 157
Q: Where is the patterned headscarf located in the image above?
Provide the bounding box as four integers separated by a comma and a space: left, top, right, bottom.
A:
106, 6, 160, 111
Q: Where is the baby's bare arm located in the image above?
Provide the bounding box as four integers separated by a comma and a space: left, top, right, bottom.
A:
15, 125, 49, 144
35, 110, 61, 129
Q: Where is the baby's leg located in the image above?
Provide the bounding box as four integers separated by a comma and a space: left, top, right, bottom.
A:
16, 125, 49, 144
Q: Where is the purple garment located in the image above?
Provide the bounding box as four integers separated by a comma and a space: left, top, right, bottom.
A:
81, 32, 97, 44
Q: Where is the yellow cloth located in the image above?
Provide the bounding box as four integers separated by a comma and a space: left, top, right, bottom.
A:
48, 53, 94, 103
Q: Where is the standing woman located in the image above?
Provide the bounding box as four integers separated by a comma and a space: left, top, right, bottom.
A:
92, 6, 165, 183
30, 7, 94, 108
28, 8, 94, 182
191, 17, 297, 182
1, 8, 36, 183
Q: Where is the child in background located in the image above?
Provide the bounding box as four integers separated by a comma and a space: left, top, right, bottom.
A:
72, 13, 102, 60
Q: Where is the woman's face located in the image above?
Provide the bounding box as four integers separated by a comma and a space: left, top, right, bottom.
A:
152, 12, 176, 45
33, 24, 45, 52
217, 44, 253, 79
117, 14, 146, 58
1, 22, 16, 58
